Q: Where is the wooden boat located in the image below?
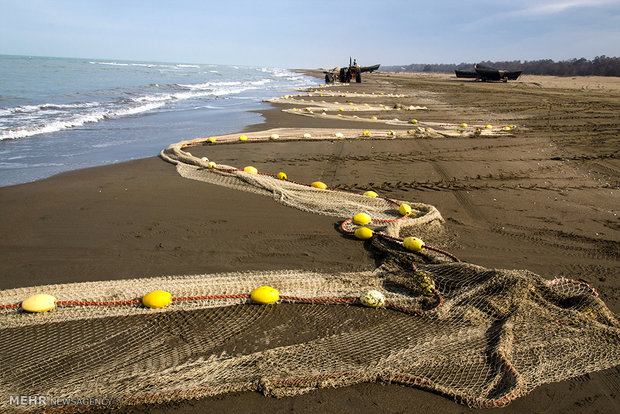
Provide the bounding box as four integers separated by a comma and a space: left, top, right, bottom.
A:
475, 64, 522, 82
455, 64, 521, 81
360, 64, 380, 73
455, 70, 478, 79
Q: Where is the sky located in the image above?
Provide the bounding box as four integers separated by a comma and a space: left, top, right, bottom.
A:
1, 0, 619, 68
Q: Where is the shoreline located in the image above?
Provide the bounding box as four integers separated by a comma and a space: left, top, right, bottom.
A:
1, 71, 618, 413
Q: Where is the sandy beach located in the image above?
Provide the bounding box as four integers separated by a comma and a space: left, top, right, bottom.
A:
0, 71, 618, 413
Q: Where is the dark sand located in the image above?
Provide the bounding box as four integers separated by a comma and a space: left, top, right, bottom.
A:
1, 71, 618, 413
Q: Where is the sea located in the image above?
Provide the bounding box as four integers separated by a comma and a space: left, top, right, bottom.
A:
0, 55, 318, 187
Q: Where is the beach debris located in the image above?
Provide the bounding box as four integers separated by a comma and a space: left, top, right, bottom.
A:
250, 286, 279, 304
142, 290, 172, 309
354, 227, 374, 240
360, 290, 385, 308
353, 212, 372, 226
412, 270, 436, 295
243, 166, 258, 174
21, 293, 56, 313
311, 181, 327, 189
403, 236, 425, 252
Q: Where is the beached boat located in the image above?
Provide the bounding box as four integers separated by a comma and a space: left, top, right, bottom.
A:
455, 70, 478, 79
475, 64, 522, 82
360, 64, 380, 73
456, 64, 522, 81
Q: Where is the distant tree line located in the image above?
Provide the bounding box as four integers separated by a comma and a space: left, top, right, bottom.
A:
383, 56, 620, 77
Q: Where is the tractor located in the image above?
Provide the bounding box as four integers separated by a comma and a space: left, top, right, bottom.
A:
339, 58, 362, 83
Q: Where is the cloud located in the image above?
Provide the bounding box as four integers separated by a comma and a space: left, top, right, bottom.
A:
511, 0, 620, 17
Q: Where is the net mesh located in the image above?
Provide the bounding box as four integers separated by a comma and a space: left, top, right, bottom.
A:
1, 129, 618, 412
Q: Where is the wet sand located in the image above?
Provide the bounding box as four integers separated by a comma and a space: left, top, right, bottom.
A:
0, 71, 618, 413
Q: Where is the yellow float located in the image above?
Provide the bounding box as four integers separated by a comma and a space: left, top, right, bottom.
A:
250, 286, 279, 304
311, 181, 328, 189
360, 290, 385, 307
363, 191, 378, 197
353, 213, 372, 225
142, 290, 172, 309
243, 166, 258, 174
354, 227, 373, 240
403, 237, 425, 252
399, 203, 412, 216
21, 293, 57, 313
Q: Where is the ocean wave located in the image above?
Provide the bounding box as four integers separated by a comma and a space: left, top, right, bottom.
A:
177, 81, 242, 90
89, 61, 199, 70
0, 79, 269, 140
0, 100, 167, 140
1, 65, 316, 142
0, 102, 99, 116
90, 61, 130, 66
91, 139, 137, 148
0, 161, 64, 169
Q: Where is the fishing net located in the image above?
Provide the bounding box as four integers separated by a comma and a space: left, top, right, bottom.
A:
1, 129, 618, 412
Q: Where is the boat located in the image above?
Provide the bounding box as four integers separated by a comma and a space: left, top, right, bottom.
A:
474, 64, 522, 82
455, 64, 522, 82
360, 64, 380, 73
455, 70, 478, 79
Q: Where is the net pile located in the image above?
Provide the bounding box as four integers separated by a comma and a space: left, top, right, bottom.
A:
0, 130, 618, 412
